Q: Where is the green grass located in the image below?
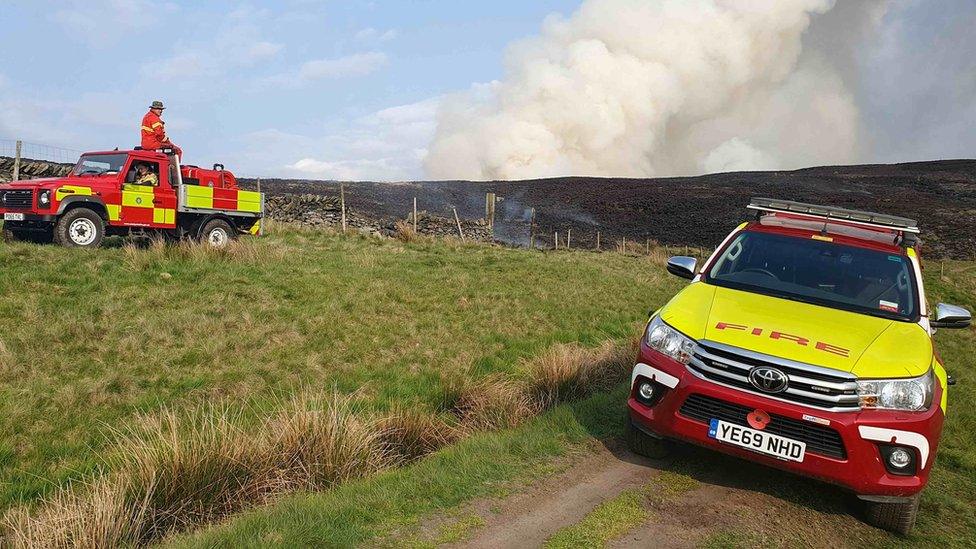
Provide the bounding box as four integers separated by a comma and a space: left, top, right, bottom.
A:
2, 227, 975, 548
0, 228, 679, 509
544, 488, 649, 549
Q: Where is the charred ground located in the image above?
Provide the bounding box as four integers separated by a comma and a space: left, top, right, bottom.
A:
248, 159, 976, 259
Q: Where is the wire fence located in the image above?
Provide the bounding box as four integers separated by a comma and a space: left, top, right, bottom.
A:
0, 139, 82, 165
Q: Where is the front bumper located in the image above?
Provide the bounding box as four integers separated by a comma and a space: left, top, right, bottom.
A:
628, 343, 944, 498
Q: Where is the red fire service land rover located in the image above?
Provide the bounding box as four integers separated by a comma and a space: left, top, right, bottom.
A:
627, 198, 971, 534
0, 148, 263, 248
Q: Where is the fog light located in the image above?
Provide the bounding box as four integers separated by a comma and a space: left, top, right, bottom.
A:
888, 448, 912, 469
637, 382, 654, 400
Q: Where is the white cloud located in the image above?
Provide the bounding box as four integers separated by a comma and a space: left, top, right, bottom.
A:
141, 6, 284, 83
355, 27, 399, 42
299, 52, 388, 80
216, 96, 441, 180
53, 0, 178, 48
261, 52, 389, 90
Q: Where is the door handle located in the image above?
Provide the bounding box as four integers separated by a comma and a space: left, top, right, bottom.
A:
153, 199, 164, 205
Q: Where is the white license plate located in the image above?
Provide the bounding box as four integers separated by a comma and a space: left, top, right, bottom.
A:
708, 419, 806, 462
3, 213, 25, 221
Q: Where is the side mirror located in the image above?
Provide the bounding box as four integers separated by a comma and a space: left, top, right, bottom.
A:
666, 256, 698, 280
931, 303, 972, 329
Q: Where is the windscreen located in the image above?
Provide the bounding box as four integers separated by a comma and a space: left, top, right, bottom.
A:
705, 230, 918, 321
72, 154, 128, 176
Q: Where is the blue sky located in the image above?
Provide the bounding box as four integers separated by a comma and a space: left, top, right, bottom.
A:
0, 0, 579, 178
1, 0, 974, 180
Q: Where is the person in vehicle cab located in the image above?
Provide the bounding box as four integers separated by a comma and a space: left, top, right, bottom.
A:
134, 162, 158, 186
140, 101, 182, 160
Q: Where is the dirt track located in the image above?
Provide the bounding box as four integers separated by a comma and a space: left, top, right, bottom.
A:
251, 159, 976, 260
447, 439, 887, 548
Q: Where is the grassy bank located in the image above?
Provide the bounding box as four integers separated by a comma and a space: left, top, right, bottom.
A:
2, 226, 974, 547
0, 227, 680, 510
169, 261, 976, 548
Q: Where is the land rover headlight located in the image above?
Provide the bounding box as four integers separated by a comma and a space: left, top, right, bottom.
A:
645, 316, 695, 365
857, 370, 934, 411
38, 190, 51, 206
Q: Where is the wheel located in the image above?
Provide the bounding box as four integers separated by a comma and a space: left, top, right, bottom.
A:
54, 209, 105, 248
2, 226, 22, 242
200, 218, 235, 248
626, 414, 672, 459
863, 493, 920, 535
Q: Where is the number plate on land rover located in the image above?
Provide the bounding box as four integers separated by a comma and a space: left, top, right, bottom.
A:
3, 213, 25, 221
708, 419, 806, 462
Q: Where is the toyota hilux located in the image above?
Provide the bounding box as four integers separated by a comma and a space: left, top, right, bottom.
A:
627, 198, 971, 534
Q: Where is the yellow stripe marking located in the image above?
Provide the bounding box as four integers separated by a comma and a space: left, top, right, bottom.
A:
121, 186, 155, 209
237, 190, 263, 213
184, 186, 215, 209
55, 185, 94, 201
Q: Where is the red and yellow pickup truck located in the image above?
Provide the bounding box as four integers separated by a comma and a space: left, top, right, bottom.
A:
627, 198, 971, 534
0, 148, 263, 247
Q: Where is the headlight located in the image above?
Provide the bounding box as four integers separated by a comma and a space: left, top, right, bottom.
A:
857, 370, 934, 411
38, 190, 51, 206
645, 316, 695, 364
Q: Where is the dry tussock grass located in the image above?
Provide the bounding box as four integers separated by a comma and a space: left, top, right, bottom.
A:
451, 376, 537, 432
524, 340, 636, 410
376, 409, 461, 463
3, 340, 637, 547
393, 220, 420, 243
121, 237, 289, 271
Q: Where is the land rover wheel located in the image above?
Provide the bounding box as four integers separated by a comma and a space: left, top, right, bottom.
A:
54, 208, 104, 248
864, 494, 920, 535
626, 415, 672, 459
200, 219, 235, 248
2, 224, 21, 242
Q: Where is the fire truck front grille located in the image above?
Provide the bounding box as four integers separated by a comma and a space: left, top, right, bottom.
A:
0, 190, 33, 210
679, 393, 847, 460
687, 340, 861, 412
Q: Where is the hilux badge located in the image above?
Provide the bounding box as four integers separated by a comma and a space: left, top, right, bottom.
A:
749, 367, 789, 394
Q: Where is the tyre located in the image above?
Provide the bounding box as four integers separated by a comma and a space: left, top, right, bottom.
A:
200, 218, 235, 248
54, 208, 105, 248
863, 493, 920, 535
625, 413, 672, 459
2, 227, 19, 242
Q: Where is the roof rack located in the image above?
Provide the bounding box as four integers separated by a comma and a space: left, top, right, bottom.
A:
748, 197, 920, 234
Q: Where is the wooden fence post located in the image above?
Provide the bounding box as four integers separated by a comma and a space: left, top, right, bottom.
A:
596, 231, 601, 251
340, 183, 347, 233
413, 197, 418, 233
529, 208, 536, 249
12, 140, 21, 182
567, 228, 572, 249
554, 231, 559, 250
453, 208, 465, 242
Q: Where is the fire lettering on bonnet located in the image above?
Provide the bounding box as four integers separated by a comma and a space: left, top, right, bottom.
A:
715, 322, 850, 358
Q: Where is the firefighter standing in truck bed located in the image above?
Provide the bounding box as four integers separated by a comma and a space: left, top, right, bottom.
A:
141, 100, 182, 159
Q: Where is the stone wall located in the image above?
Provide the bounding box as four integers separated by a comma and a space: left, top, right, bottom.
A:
266, 193, 493, 241
0, 157, 73, 182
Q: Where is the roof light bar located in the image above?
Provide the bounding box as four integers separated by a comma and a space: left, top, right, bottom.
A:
748, 197, 920, 234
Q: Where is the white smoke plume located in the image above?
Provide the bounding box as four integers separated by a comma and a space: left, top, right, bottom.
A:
425, 0, 863, 180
